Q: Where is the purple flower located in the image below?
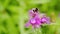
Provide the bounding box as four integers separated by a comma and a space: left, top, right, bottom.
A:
25, 8, 41, 28
25, 8, 50, 29
40, 13, 50, 24
41, 16, 50, 24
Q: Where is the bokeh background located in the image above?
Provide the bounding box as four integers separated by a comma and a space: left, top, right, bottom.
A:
0, 0, 60, 34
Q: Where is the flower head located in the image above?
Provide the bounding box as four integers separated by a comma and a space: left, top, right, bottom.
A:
41, 17, 50, 24
25, 8, 41, 28
25, 8, 50, 29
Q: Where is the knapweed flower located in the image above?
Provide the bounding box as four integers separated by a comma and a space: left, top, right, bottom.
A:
25, 8, 41, 29
41, 16, 50, 24
39, 14, 50, 24
25, 8, 50, 29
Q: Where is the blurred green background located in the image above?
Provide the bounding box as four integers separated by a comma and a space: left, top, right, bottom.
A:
0, 0, 60, 34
